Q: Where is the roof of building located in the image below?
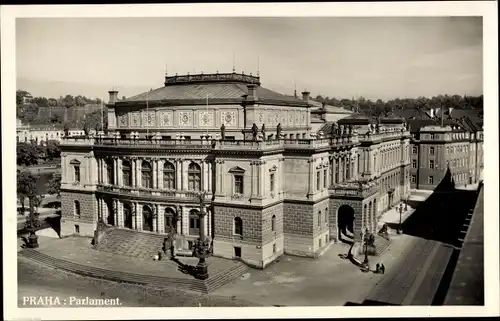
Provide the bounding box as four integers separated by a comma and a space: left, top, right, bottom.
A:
393, 108, 432, 120
309, 99, 353, 114
118, 72, 308, 107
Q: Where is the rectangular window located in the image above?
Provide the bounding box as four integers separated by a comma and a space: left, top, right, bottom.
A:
412, 160, 417, 168
316, 171, 321, 190
428, 176, 434, 184
323, 169, 328, 188
225, 136, 236, 141
429, 147, 435, 155
411, 175, 417, 183
430, 134, 435, 140
74, 166, 80, 183
74, 225, 80, 234
429, 160, 434, 169
412, 146, 417, 154
234, 175, 244, 194
270, 173, 275, 193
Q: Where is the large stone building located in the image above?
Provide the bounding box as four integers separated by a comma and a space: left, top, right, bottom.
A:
59, 72, 411, 269
404, 107, 484, 190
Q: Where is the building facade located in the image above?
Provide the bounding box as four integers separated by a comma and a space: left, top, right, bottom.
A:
59, 72, 411, 269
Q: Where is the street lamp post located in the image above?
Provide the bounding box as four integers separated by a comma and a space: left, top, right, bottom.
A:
25, 195, 39, 248
192, 191, 211, 280
363, 228, 370, 265
397, 203, 403, 234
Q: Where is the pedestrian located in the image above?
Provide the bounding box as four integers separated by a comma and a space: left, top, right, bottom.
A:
381, 264, 385, 274
375, 263, 380, 273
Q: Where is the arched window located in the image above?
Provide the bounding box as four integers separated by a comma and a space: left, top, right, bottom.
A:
163, 161, 176, 190
164, 207, 176, 233
106, 159, 114, 185
188, 163, 201, 191
141, 161, 152, 188
123, 203, 132, 229
234, 217, 243, 235
189, 209, 200, 235
122, 160, 132, 187
325, 208, 328, 226
318, 211, 322, 227
271, 214, 276, 232
74, 200, 81, 218
70, 159, 81, 183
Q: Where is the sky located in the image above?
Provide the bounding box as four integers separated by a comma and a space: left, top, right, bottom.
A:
16, 17, 483, 101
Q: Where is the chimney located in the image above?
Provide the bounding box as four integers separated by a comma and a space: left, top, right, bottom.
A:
247, 84, 258, 101
108, 90, 119, 104
302, 90, 310, 103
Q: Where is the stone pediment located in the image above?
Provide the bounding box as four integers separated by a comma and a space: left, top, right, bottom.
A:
228, 166, 246, 173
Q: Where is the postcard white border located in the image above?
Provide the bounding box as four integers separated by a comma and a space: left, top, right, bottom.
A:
2, 2, 498, 319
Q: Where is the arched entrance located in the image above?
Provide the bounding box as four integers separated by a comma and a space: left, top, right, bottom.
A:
164, 208, 176, 233
337, 204, 355, 243
142, 205, 153, 232
123, 203, 132, 229
106, 200, 115, 226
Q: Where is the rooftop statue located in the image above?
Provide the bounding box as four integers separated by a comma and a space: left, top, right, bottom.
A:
251, 123, 259, 141
261, 123, 266, 140
220, 124, 226, 140
276, 123, 282, 139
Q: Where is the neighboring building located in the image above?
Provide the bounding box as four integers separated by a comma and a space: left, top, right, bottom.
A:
403, 106, 484, 190
59, 71, 411, 269
309, 99, 353, 132
16, 121, 88, 145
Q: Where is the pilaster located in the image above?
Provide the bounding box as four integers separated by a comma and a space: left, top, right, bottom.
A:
176, 159, 182, 190
118, 200, 124, 227
136, 203, 143, 231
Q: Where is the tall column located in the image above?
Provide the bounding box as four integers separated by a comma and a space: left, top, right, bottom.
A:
307, 158, 314, 195
157, 160, 164, 190
207, 161, 212, 192
259, 161, 266, 197
182, 160, 189, 190
182, 207, 189, 235
113, 158, 118, 185
118, 201, 124, 227
202, 161, 208, 191
136, 203, 142, 231
152, 159, 158, 189
131, 158, 136, 187
154, 204, 159, 232
117, 158, 122, 187
131, 202, 136, 230
176, 159, 182, 190
176, 205, 182, 236
158, 205, 165, 234
113, 199, 118, 226
136, 158, 142, 188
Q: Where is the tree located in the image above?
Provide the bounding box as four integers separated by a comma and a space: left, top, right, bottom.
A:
45, 140, 61, 160
45, 172, 62, 198
17, 170, 39, 216
50, 114, 62, 124
32, 97, 49, 107
16, 90, 31, 105
17, 142, 42, 166
22, 103, 40, 123
63, 94, 75, 108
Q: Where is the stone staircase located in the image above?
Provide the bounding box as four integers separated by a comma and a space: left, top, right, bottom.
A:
373, 234, 391, 256
94, 228, 167, 260
20, 248, 249, 294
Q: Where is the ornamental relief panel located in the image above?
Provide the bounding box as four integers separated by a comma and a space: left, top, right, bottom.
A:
267, 112, 273, 126
159, 111, 173, 127
220, 111, 236, 126
142, 111, 156, 127
295, 111, 300, 126
287, 111, 294, 126
199, 111, 215, 127
178, 111, 193, 127
280, 111, 286, 127
301, 111, 306, 125
118, 113, 128, 127
274, 111, 280, 125
130, 112, 140, 127
258, 111, 264, 125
